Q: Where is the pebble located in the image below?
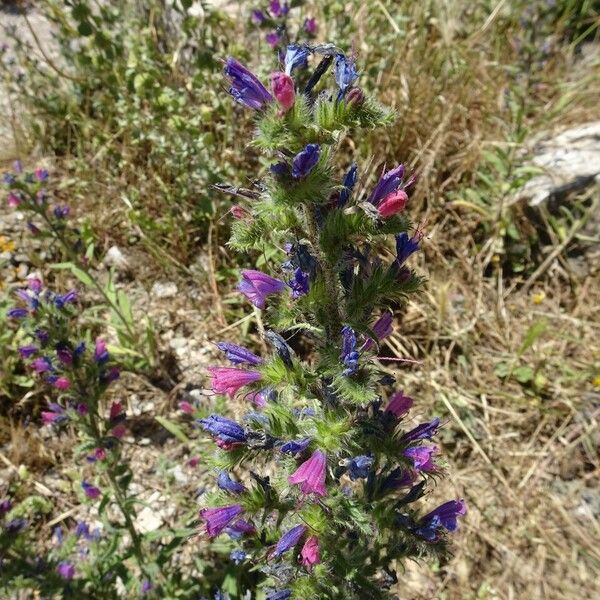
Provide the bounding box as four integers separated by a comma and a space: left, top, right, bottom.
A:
103, 245, 130, 271
151, 281, 178, 299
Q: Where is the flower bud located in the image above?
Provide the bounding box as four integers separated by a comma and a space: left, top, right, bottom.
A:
346, 86, 365, 107
271, 72, 295, 113
378, 189, 408, 218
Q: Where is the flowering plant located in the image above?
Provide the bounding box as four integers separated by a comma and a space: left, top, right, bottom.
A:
251, 0, 318, 51
197, 44, 466, 599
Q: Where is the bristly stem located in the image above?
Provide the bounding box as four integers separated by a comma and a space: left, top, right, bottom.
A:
302, 204, 344, 339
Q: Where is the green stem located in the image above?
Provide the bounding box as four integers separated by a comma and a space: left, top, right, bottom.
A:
302, 204, 344, 339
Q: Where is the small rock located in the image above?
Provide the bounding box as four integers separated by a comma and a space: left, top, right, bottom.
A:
151, 281, 178, 299
103, 245, 130, 271
170, 465, 188, 485
136, 507, 163, 533
170, 337, 188, 350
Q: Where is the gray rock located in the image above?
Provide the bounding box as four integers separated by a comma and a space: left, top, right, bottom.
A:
151, 281, 178, 299
103, 245, 130, 271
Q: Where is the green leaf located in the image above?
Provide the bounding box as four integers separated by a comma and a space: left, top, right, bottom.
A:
513, 365, 534, 384
155, 416, 190, 444
518, 320, 547, 357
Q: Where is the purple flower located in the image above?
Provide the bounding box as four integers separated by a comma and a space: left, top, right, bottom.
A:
402, 417, 440, 442
7, 307, 28, 319
41, 402, 66, 426
292, 144, 320, 179
56, 561, 75, 580
381, 467, 416, 491
395, 232, 421, 265
208, 367, 262, 398
75, 521, 91, 539
338, 162, 358, 207
31, 356, 53, 373
54, 526, 64, 546
34, 329, 49, 345
34, 168, 49, 182
415, 499, 467, 541
363, 312, 393, 350
224, 518, 255, 539
141, 580, 153, 595
251, 9, 265, 24
385, 391, 413, 418
56, 344, 73, 366
288, 267, 309, 299
278, 437, 311, 455
230, 549, 247, 564
199, 415, 247, 445
266, 32, 280, 49
304, 17, 317, 35
267, 592, 292, 600
269, 0, 287, 17
5, 518, 27, 534
224, 57, 273, 110
340, 326, 360, 376
271, 161, 290, 177
27, 221, 41, 235
18, 345, 38, 358
81, 481, 101, 500
94, 338, 109, 363
54, 290, 77, 308
288, 450, 327, 497
3, 173, 15, 185
271, 524, 307, 557
217, 471, 246, 494
334, 53, 359, 98
368, 164, 405, 205
284, 44, 309, 75
14, 160, 22, 174
53, 206, 69, 219
239, 269, 286, 309
403, 446, 438, 472
0, 499, 12, 514
216, 342, 262, 366
345, 455, 373, 480
200, 504, 243, 538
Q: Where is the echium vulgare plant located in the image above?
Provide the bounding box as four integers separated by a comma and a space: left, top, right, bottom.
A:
5, 281, 155, 597
196, 44, 466, 599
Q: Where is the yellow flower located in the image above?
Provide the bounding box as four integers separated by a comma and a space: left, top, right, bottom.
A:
593, 376, 600, 388
531, 291, 545, 305
0, 236, 16, 252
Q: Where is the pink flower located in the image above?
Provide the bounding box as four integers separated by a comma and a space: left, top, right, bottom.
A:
288, 450, 327, 497
231, 205, 251, 220
94, 448, 107, 461
271, 72, 295, 113
208, 367, 262, 398
239, 269, 286, 309
385, 391, 413, 418
188, 456, 200, 467
7, 192, 21, 207
403, 445, 438, 472
179, 401, 194, 414
53, 377, 71, 391
300, 535, 320, 569
112, 424, 127, 439
82, 481, 101, 500
109, 402, 123, 420
378, 190, 408, 218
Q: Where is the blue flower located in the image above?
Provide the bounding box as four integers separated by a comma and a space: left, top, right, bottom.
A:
345, 455, 373, 480
278, 437, 311, 455
7, 307, 28, 319
224, 57, 273, 110
216, 342, 263, 366
271, 524, 307, 557
340, 326, 360, 376
335, 53, 359, 98
266, 591, 292, 600
415, 499, 467, 541
292, 144, 320, 179
288, 267, 309, 299
338, 162, 358, 206
230, 549, 247, 564
217, 471, 246, 495
395, 232, 421, 265
402, 417, 440, 442
284, 44, 309, 75
198, 415, 247, 445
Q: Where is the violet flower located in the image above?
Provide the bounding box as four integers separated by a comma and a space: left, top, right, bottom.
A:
200, 504, 244, 538
288, 267, 309, 298
7, 307, 28, 319
239, 269, 286, 309
292, 144, 320, 179
385, 391, 413, 418
288, 450, 327, 496
266, 32, 280, 49
381, 467, 416, 491
271, 524, 307, 557
199, 415, 247, 445
334, 53, 358, 99
345, 455, 373, 480
18, 345, 38, 358
338, 162, 358, 207
403, 446, 438, 472
402, 417, 440, 442
395, 232, 421, 265
94, 338, 109, 363
362, 311, 394, 351
278, 437, 311, 455
81, 481, 101, 500
217, 471, 246, 495
56, 561, 75, 580
304, 17, 317, 35
284, 45, 309, 75
216, 342, 262, 366
415, 499, 467, 541
340, 326, 360, 376
251, 9, 265, 24
368, 164, 405, 205
267, 591, 292, 600
224, 57, 273, 110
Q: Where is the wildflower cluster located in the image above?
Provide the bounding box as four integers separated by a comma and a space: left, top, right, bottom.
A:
6, 282, 154, 596
198, 45, 466, 599
251, 0, 318, 51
